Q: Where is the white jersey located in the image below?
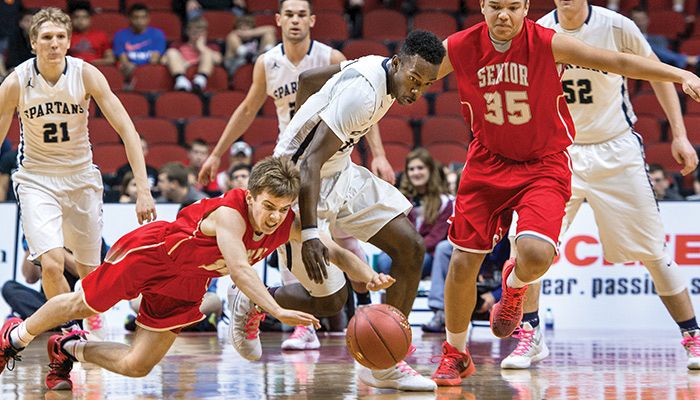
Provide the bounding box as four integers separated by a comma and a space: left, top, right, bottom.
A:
264, 40, 333, 135
15, 56, 92, 174
538, 6, 653, 144
274, 56, 395, 178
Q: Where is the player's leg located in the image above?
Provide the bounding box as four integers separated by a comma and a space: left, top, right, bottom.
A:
39, 249, 71, 299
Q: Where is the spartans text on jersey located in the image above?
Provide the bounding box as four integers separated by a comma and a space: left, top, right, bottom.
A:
23, 101, 86, 120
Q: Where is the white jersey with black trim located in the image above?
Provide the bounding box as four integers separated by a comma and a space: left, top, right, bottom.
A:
538, 6, 653, 144
273, 55, 395, 178
15, 56, 92, 174
264, 40, 333, 135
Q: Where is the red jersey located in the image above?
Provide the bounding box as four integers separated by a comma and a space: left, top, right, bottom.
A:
69, 30, 111, 63
162, 188, 295, 278
447, 19, 575, 161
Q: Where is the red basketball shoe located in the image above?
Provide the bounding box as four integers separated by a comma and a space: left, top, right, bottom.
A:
490, 258, 528, 338
431, 341, 476, 386
45, 331, 85, 390
0, 317, 24, 374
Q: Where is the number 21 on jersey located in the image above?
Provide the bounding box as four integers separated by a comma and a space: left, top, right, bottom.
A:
483, 90, 532, 126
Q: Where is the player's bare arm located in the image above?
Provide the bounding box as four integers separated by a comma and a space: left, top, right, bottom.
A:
295, 65, 341, 109
199, 55, 268, 184
83, 63, 156, 224
552, 33, 700, 101
297, 122, 343, 285
645, 53, 699, 176
365, 124, 396, 184
210, 206, 320, 328
0, 72, 19, 144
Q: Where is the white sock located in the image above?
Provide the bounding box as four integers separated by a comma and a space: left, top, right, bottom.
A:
9, 322, 34, 349
507, 267, 529, 289
63, 338, 87, 362
446, 329, 468, 353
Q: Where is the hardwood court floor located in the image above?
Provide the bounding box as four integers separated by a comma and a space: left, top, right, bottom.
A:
1, 328, 698, 399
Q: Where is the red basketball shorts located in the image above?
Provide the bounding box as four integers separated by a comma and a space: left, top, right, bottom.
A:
81, 221, 208, 332
448, 139, 572, 253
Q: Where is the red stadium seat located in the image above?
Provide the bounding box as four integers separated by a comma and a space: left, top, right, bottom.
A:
686, 96, 700, 115
421, 116, 469, 146
186, 65, 230, 92
683, 116, 700, 144
232, 64, 254, 91
434, 91, 464, 118
680, 38, 700, 55
91, 0, 119, 12
255, 14, 278, 29
445, 73, 459, 91
633, 116, 662, 144
363, 10, 407, 41
416, 0, 461, 12
184, 117, 229, 144
367, 142, 412, 172
247, 0, 278, 13
242, 117, 280, 146
148, 144, 189, 169
88, 118, 120, 145
155, 92, 203, 118
125, 0, 172, 11
93, 143, 128, 173
412, 12, 458, 40
632, 93, 664, 118
643, 142, 678, 171
116, 92, 150, 118
132, 65, 174, 92
23, 0, 65, 9
385, 97, 429, 119
313, 12, 349, 43
209, 91, 247, 117
203, 11, 236, 41
253, 143, 277, 162
463, 14, 483, 29
262, 97, 278, 117
648, 11, 686, 38
134, 118, 179, 144
7, 118, 21, 149
91, 12, 129, 39
315, 0, 345, 13
342, 40, 389, 60
150, 11, 183, 42
425, 142, 467, 166
97, 65, 125, 92
377, 117, 415, 146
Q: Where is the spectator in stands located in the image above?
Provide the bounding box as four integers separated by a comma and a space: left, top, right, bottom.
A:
422, 238, 509, 333
226, 163, 251, 191
0, 0, 22, 79
118, 171, 138, 203
375, 148, 453, 279
68, 1, 115, 66
611, 0, 685, 13
445, 170, 459, 196
174, 0, 248, 21
216, 141, 253, 189
630, 7, 699, 71
113, 137, 159, 190
113, 4, 166, 78
156, 162, 208, 204
162, 16, 222, 92
5, 9, 35, 71
223, 14, 276, 75
186, 138, 220, 194
0, 146, 17, 202
689, 168, 700, 200
649, 163, 685, 201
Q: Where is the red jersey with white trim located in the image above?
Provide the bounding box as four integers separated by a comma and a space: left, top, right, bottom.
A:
447, 19, 576, 161
162, 188, 294, 278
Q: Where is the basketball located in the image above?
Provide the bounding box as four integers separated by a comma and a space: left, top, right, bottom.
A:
345, 304, 412, 369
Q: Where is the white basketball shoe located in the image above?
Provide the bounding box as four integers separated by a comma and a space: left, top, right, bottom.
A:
282, 325, 321, 350
682, 329, 700, 370
501, 322, 549, 369
228, 285, 265, 361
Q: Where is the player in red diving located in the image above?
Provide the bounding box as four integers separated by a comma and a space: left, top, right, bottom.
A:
430, 0, 700, 386
0, 157, 393, 390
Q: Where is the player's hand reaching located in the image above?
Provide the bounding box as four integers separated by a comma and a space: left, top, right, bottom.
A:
198, 155, 220, 185
301, 238, 329, 284
671, 136, 699, 176
371, 155, 396, 185
682, 73, 700, 102
366, 273, 396, 291
274, 309, 321, 329
135, 191, 157, 224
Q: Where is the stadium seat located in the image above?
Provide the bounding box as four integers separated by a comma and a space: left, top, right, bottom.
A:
420, 116, 469, 146
262, 97, 278, 117
463, 14, 483, 29
247, 0, 278, 13
385, 97, 429, 119
377, 117, 415, 146
203, 11, 236, 41
254, 14, 278, 29
148, 144, 189, 169
186, 65, 230, 92
416, 0, 461, 12
91, 12, 129, 39
342, 40, 390, 60
23, 0, 65, 9
7, 118, 21, 149
91, 0, 120, 12
93, 143, 128, 173
253, 142, 277, 162
97, 65, 125, 92
134, 118, 179, 145
155, 92, 203, 119
643, 142, 677, 171
125, 0, 172, 11
116, 92, 150, 118
683, 116, 700, 144
367, 143, 412, 172
150, 11, 183, 42
242, 117, 280, 146
209, 91, 246, 117
363, 10, 407, 41
232, 64, 254, 91
132, 65, 173, 92
680, 38, 700, 55
686, 96, 700, 115
434, 91, 464, 118
315, 0, 345, 13
632, 93, 664, 118
184, 117, 229, 144
313, 12, 349, 43
648, 11, 685, 38
445, 73, 459, 91
88, 118, 120, 145
633, 116, 662, 144
412, 12, 458, 40
425, 142, 467, 166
